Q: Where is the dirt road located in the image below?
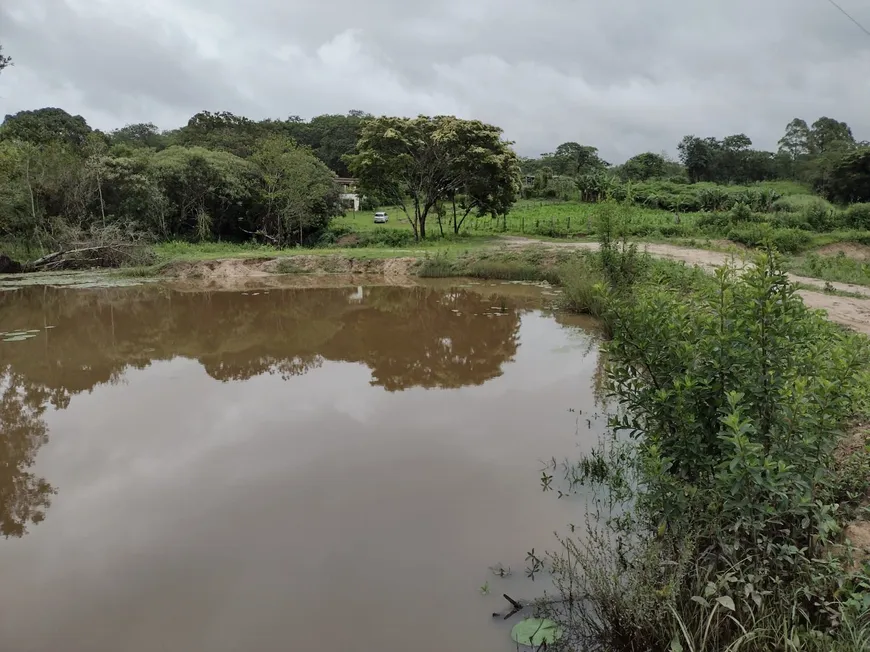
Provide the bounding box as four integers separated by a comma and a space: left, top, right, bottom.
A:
501, 237, 870, 335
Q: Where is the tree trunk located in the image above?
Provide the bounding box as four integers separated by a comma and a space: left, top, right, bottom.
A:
413, 197, 422, 241
97, 171, 106, 228
25, 154, 37, 226
452, 196, 458, 235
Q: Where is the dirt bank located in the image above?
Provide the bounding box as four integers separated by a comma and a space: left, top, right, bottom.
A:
162, 255, 419, 280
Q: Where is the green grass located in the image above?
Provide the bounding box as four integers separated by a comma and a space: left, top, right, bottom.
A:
149, 237, 500, 264
0, 240, 51, 263
152, 241, 282, 262
333, 209, 415, 233
785, 251, 870, 287
349, 200, 696, 239
418, 248, 572, 281
750, 179, 813, 196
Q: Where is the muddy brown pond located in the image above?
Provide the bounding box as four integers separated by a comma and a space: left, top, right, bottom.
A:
0, 279, 604, 652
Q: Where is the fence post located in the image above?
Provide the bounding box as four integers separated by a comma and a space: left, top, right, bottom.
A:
567, 216, 570, 234
521, 216, 524, 233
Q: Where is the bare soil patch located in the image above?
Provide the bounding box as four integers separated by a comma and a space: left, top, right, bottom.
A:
161, 255, 419, 283
817, 243, 870, 260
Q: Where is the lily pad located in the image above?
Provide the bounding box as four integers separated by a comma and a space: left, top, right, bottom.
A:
510, 618, 562, 647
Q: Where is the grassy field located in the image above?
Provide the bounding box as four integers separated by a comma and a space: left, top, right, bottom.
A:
785, 250, 870, 286
141, 237, 499, 265
339, 200, 693, 239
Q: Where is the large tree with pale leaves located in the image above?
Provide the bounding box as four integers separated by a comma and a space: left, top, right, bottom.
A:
347, 115, 520, 240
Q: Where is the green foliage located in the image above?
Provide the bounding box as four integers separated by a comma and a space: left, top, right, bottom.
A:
787, 251, 870, 287
152, 146, 256, 240
844, 204, 870, 230
416, 253, 457, 278
347, 115, 520, 240
802, 198, 843, 232
727, 225, 813, 253
618, 152, 670, 181
522, 141, 608, 179
348, 229, 418, 248
0, 113, 348, 255
832, 431, 870, 510
821, 148, 870, 204
771, 194, 833, 213
250, 136, 342, 245
810, 117, 856, 155
538, 255, 870, 652
613, 180, 784, 214
0, 108, 93, 149
109, 123, 166, 151
359, 195, 379, 211
558, 260, 607, 317
510, 619, 561, 646
417, 249, 566, 283
677, 134, 779, 184
596, 202, 647, 289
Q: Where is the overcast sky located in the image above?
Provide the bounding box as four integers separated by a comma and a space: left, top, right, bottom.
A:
1, 0, 870, 162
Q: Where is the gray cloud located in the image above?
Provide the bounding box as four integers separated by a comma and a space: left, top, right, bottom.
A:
1, 0, 869, 161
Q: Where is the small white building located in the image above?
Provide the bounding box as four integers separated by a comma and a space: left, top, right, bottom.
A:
336, 177, 360, 212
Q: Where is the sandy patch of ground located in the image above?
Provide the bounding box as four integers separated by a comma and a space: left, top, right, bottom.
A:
817, 243, 870, 260
162, 255, 418, 279
165, 256, 279, 280
166, 273, 419, 292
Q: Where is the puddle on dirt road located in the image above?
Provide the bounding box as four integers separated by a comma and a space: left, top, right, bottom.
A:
0, 281, 605, 652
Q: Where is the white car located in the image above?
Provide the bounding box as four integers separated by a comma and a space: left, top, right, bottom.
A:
373, 212, 389, 224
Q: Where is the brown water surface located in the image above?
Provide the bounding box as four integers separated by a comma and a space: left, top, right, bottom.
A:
0, 281, 602, 652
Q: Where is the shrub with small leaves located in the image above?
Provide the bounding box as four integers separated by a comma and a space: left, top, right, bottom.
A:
802, 199, 842, 232
844, 203, 870, 230
535, 254, 870, 652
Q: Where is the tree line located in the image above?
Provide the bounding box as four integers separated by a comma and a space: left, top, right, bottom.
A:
0, 104, 520, 251
2, 34, 870, 254
0, 108, 369, 250
521, 116, 870, 205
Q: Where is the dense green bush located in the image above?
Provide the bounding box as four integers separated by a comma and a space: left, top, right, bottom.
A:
536, 256, 870, 652
697, 201, 763, 231
359, 195, 379, 211
771, 194, 834, 214
801, 198, 842, 231
416, 253, 456, 277
613, 181, 784, 214
768, 228, 813, 254
557, 260, 607, 317
844, 203, 870, 230
769, 211, 811, 230
728, 224, 813, 253
352, 229, 417, 247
